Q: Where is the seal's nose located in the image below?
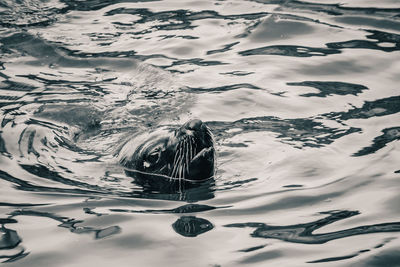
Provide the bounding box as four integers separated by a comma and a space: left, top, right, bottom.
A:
185, 119, 203, 131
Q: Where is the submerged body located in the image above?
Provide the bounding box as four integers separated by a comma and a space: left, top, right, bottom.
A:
117, 119, 215, 184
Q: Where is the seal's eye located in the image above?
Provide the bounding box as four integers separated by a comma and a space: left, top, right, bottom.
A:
147, 152, 159, 163
143, 150, 160, 169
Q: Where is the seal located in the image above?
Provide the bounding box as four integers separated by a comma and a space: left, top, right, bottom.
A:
117, 119, 215, 184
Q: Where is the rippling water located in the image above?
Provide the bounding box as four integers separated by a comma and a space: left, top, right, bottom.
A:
1, 0, 400, 266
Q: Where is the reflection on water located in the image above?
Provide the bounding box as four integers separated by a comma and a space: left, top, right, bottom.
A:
227, 210, 400, 264
226, 210, 400, 244
172, 216, 214, 237
287, 81, 368, 97
0, 219, 24, 263
0, 0, 399, 265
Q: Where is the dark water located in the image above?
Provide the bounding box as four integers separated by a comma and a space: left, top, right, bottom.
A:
1, 0, 400, 266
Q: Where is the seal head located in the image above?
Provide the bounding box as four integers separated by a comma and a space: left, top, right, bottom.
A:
118, 119, 215, 181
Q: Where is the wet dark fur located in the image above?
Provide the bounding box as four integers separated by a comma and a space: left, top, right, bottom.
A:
118, 119, 215, 184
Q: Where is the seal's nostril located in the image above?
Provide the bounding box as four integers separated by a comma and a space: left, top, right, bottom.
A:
186, 119, 203, 131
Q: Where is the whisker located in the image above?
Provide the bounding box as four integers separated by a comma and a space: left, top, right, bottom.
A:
188, 140, 192, 173
188, 136, 192, 159
170, 164, 176, 178
178, 171, 183, 193
173, 143, 181, 163
175, 140, 184, 179
171, 148, 180, 175
171, 142, 184, 178
185, 138, 190, 175
191, 136, 197, 158
182, 137, 188, 179
178, 163, 183, 179
170, 132, 207, 180
170, 148, 179, 177
171, 162, 177, 178
205, 127, 214, 144
177, 147, 184, 177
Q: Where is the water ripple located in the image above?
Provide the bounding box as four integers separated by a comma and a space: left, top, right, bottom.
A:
226, 210, 400, 244
0, 0, 399, 265
239, 45, 341, 57
287, 81, 368, 97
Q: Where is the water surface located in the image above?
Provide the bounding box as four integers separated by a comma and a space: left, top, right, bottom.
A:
0, 0, 400, 266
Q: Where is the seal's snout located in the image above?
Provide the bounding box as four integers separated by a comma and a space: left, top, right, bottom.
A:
179, 119, 206, 137
185, 119, 203, 131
